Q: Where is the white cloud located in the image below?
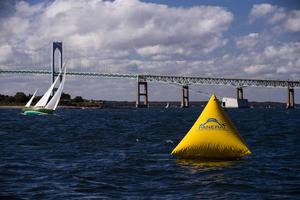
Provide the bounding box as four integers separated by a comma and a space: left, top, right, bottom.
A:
249, 3, 277, 22
264, 42, 300, 60
0, 0, 233, 70
0, 0, 300, 102
268, 9, 286, 24
235, 33, 259, 49
15, 1, 44, 17
284, 10, 300, 32
0, 44, 12, 64
244, 64, 268, 74
249, 3, 300, 33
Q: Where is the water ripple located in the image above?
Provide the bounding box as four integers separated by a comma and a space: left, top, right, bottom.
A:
0, 108, 299, 199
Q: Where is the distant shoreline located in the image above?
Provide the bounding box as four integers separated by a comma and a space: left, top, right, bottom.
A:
0, 105, 106, 109
0, 101, 296, 109
0, 106, 23, 109
1, 92, 296, 109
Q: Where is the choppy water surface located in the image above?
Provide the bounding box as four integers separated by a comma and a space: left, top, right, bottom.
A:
0, 108, 299, 199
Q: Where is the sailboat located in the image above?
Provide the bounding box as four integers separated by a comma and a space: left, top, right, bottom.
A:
22, 67, 67, 115
165, 102, 170, 109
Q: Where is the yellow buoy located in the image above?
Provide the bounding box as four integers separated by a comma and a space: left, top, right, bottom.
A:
171, 94, 251, 159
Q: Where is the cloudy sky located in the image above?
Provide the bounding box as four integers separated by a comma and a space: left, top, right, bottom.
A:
0, 0, 300, 103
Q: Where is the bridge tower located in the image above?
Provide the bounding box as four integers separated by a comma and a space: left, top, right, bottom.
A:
136, 77, 148, 108
237, 87, 244, 100
181, 85, 189, 108
287, 85, 294, 109
52, 42, 63, 91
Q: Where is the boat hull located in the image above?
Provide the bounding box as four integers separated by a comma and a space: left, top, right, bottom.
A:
22, 107, 54, 115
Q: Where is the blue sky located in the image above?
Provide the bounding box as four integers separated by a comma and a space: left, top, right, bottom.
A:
0, 0, 300, 103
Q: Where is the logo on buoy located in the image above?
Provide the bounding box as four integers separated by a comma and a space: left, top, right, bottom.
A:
199, 118, 226, 129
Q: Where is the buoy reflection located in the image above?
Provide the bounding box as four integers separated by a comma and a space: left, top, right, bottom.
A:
177, 158, 245, 169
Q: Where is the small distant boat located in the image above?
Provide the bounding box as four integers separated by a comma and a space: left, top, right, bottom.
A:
165, 102, 170, 109
22, 67, 67, 115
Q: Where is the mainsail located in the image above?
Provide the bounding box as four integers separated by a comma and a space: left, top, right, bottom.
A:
45, 67, 66, 110
34, 72, 61, 107
25, 89, 38, 107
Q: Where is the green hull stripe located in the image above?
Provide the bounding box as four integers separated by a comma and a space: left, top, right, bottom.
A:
24, 111, 48, 116
22, 107, 54, 115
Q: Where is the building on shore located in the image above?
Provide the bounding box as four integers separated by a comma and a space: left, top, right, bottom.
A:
221, 97, 249, 108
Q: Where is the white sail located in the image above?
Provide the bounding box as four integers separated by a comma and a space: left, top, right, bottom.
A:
25, 89, 38, 107
34, 72, 61, 107
45, 67, 66, 110
165, 103, 170, 109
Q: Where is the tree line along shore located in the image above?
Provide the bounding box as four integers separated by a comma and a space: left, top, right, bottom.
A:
0, 92, 104, 108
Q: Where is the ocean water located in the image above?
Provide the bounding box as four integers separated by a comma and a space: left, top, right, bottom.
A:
0, 108, 299, 199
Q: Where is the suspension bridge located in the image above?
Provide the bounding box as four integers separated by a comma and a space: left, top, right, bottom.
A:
0, 42, 299, 108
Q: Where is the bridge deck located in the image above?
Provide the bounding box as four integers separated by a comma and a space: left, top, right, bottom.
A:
1, 69, 299, 88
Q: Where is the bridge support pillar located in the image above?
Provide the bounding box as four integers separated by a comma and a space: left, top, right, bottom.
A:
136, 81, 148, 108
237, 87, 244, 100
181, 85, 189, 108
52, 42, 63, 95
287, 86, 294, 109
